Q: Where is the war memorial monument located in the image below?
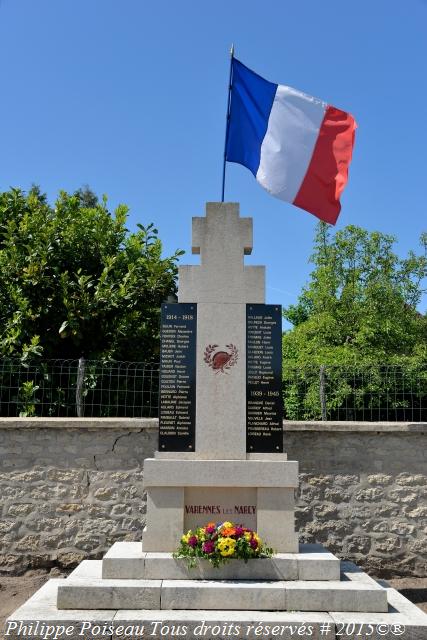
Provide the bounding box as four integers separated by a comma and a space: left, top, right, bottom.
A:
6, 203, 427, 638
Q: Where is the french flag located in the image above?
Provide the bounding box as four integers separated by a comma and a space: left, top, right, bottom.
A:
226, 58, 357, 225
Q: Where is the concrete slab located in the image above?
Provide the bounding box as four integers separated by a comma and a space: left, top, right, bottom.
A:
143, 553, 299, 580
298, 553, 340, 581
247, 452, 288, 460
340, 561, 379, 586
56, 577, 388, 613
386, 588, 427, 622
6, 578, 426, 640
112, 610, 336, 639
57, 578, 161, 610
143, 458, 299, 487
100, 542, 340, 581
161, 579, 286, 611
69, 560, 102, 579
104, 540, 142, 559
329, 589, 427, 639
284, 580, 388, 613
103, 541, 145, 579
4, 580, 116, 639
153, 451, 289, 460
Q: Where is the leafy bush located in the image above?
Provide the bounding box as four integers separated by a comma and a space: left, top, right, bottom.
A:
0, 186, 183, 362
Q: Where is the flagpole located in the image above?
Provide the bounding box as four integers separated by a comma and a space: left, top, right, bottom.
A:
221, 44, 234, 202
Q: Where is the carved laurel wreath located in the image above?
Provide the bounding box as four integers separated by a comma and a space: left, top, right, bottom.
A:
204, 343, 239, 373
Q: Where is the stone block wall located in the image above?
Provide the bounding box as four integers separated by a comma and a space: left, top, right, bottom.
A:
0, 419, 157, 575
284, 423, 426, 579
0, 418, 425, 578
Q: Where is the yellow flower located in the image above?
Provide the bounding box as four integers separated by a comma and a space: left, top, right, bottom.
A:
253, 533, 262, 546
181, 530, 192, 544
217, 537, 236, 557
244, 532, 251, 541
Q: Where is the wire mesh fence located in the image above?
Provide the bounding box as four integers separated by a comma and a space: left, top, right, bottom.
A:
0, 359, 426, 420
282, 364, 427, 422
0, 359, 159, 418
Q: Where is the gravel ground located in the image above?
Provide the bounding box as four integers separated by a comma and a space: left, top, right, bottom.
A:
1, 569, 68, 638
1, 572, 426, 638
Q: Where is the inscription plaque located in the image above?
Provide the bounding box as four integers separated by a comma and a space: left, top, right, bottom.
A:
246, 304, 283, 453
184, 487, 257, 531
159, 303, 197, 451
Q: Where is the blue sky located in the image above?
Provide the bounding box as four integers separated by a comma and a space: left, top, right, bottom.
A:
1, 0, 426, 317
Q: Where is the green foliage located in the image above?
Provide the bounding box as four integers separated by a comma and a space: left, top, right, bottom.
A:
0, 186, 183, 361
283, 222, 427, 365
282, 223, 427, 420
282, 363, 427, 421
17, 380, 39, 417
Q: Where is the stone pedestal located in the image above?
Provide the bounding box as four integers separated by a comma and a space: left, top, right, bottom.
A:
142, 459, 299, 552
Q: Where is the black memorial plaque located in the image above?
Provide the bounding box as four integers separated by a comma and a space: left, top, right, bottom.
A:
159, 303, 197, 451
246, 304, 283, 453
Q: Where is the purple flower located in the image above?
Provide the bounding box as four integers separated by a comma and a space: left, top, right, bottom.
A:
205, 525, 216, 535
249, 537, 258, 550
188, 535, 198, 548
234, 526, 245, 538
202, 540, 215, 554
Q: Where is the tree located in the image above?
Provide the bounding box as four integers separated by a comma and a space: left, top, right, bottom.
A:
283, 222, 427, 366
282, 223, 427, 419
0, 186, 183, 362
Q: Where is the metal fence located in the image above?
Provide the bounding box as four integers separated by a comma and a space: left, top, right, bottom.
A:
0, 359, 426, 421
0, 359, 159, 418
282, 365, 427, 422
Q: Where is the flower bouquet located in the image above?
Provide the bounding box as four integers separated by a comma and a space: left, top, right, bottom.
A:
173, 521, 274, 568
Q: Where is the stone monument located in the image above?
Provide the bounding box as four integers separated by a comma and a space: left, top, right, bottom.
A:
6, 203, 427, 638
143, 202, 298, 554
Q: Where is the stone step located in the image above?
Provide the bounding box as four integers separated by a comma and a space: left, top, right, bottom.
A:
102, 541, 341, 581
57, 576, 388, 613
6, 578, 427, 640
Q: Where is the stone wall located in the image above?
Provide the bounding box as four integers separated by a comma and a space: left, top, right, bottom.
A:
0, 419, 425, 578
284, 422, 426, 579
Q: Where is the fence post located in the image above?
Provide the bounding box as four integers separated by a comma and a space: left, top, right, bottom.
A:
319, 365, 327, 421
76, 357, 85, 417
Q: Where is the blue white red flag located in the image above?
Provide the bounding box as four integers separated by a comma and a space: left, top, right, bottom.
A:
226, 58, 356, 225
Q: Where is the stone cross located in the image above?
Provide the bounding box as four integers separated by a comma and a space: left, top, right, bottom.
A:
178, 202, 265, 459
179, 201, 265, 305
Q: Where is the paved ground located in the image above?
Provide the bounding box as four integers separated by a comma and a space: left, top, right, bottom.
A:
385, 577, 427, 613
1, 572, 426, 638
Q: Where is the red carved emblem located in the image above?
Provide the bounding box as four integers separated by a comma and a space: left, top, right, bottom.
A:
204, 343, 238, 373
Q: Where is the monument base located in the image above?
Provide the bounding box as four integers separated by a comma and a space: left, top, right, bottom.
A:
142, 458, 299, 553
53, 544, 388, 613
6, 545, 427, 639
103, 542, 341, 581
